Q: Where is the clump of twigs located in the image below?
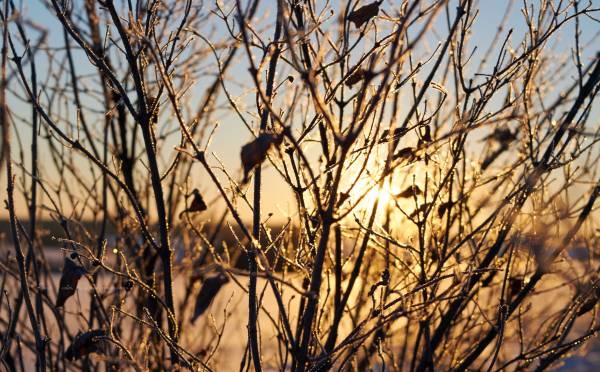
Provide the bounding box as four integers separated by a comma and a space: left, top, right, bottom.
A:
1, 0, 600, 371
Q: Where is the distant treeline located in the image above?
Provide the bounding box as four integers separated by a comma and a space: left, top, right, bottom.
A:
0, 218, 294, 272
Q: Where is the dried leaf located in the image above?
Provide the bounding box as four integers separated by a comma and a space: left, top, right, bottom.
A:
530, 236, 550, 271
309, 213, 321, 228
393, 147, 416, 162
345, 67, 367, 87
188, 189, 207, 212
347, 1, 382, 28
421, 125, 432, 142
577, 297, 598, 316
337, 192, 350, 206
395, 185, 422, 198
430, 249, 439, 262
437, 201, 453, 217
180, 189, 207, 218
191, 273, 230, 322
508, 277, 523, 299
481, 145, 509, 170
409, 202, 431, 219
241, 133, 283, 183
65, 330, 108, 361
56, 258, 87, 308
484, 127, 517, 145
368, 269, 390, 297
379, 127, 408, 143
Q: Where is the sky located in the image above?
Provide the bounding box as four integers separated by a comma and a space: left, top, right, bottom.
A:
2, 0, 599, 222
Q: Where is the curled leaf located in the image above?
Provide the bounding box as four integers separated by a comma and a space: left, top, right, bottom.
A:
409, 202, 432, 219
188, 189, 207, 211
56, 258, 87, 308
368, 268, 390, 297
379, 127, 408, 143
431, 249, 439, 262
337, 192, 350, 206
577, 296, 598, 316
395, 185, 422, 198
437, 201, 453, 217
393, 147, 417, 162
420, 125, 432, 143
347, 1, 382, 28
191, 273, 230, 322
309, 213, 321, 228
180, 189, 207, 218
241, 132, 283, 183
484, 127, 518, 145
345, 67, 367, 87
508, 277, 523, 299
65, 330, 108, 361
481, 145, 509, 170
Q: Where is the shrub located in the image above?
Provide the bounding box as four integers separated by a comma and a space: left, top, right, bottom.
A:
1, 0, 599, 370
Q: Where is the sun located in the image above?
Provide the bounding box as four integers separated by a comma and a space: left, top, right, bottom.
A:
348, 176, 395, 214
365, 182, 393, 207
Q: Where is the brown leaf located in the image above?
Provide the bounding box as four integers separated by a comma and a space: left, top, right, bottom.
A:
395, 185, 422, 198
345, 67, 367, 87
481, 145, 509, 170
191, 273, 230, 322
241, 132, 283, 183
337, 192, 350, 206
180, 189, 207, 218
56, 258, 87, 308
577, 296, 598, 316
409, 202, 431, 219
309, 213, 321, 228
430, 249, 439, 262
368, 268, 390, 297
421, 125, 432, 142
483, 127, 517, 145
379, 127, 408, 143
393, 147, 416, 162
65, 330, 108, 361
188, 189, 207, 211
508, 277, 523, 299
347, 1, 382, 28
437, 201, 453, 217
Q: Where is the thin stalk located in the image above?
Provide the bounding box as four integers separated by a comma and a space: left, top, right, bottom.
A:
248, 1, 283, 370
1, 2, 45, 369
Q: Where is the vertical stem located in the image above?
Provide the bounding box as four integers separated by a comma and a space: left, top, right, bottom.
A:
102, 0, 180, 361
249, 2, 283, 371
334, 225, 342, 313
1, 2, 46, 361
1, 2, 45, 370
22, 12, 49, 365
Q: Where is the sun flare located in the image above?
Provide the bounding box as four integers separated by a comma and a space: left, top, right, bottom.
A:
348, 175, 397, 215
365, 182, 393, 208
